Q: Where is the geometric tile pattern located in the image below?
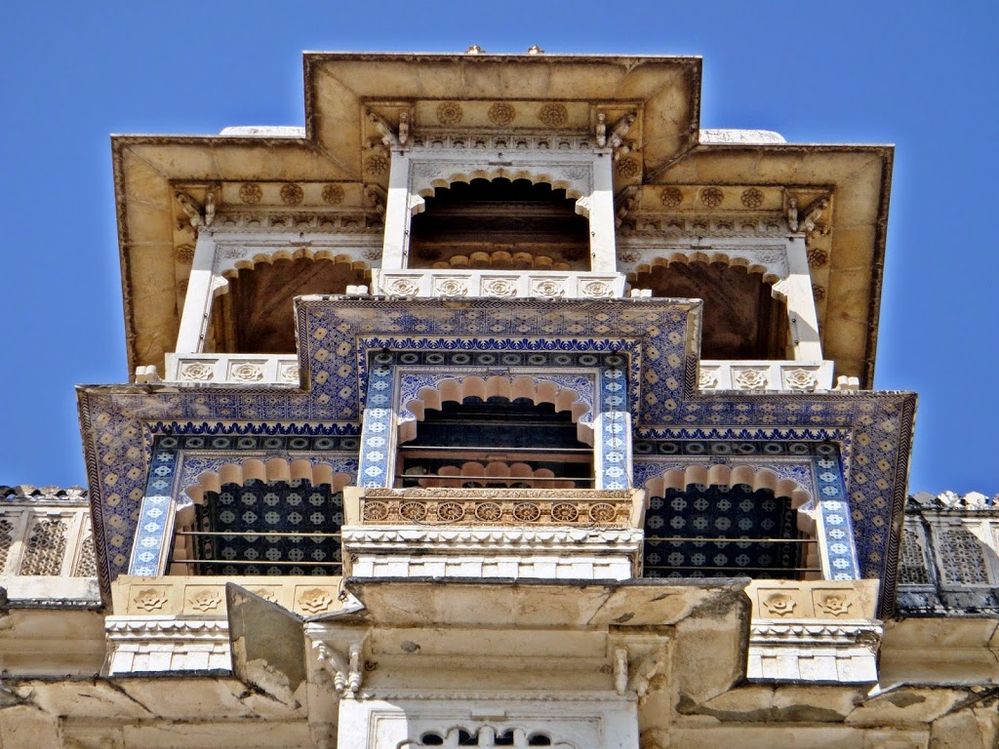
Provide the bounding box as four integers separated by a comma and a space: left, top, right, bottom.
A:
78, 298, 915, 615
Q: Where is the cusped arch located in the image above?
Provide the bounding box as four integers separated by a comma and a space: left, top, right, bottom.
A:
185, 458, 354, 506
644, 464, 811, 509
628, 252, 785, 297
212, 251, 371, 298
400, 375, 593, 445
410, 169, 592, 218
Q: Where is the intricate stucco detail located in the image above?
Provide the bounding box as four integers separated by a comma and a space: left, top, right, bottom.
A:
700, 187, 724, 207
762, 593, 796, 617
784, 368, 818, 392
279, 182, 304, 206
358, 489, 637, 527
733, 368, 768, 392
487, 102, 516, 126
179, 362, 214, 381
132, 588, 170, 613
298, 588, 338, 615
741, 187, 764, 208
436, 102, 464, 125
238, 183, 262, 204
19, 517, 69, 576
537, 102, 568, 127
482, 278, 518, 297
321, 183, 345, 205
660, 187, 683, 208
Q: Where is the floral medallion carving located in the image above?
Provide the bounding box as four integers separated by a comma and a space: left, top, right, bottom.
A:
321, 184, 345, 205
436, 502, 466, 522
532, 279, 565, 298
551, 502, 579, 522
660, 187, 684, 208
436, 102, 464, 125
581, 280, 613, 298
588, 502, 617, 523
435, 278, 469, 297
482, 278, 517, 298
762, 593, 796, 617
784, 369, 818, 393
298, 588, 336, 615
513, 502, 542, 522
615, 158, 640, 178
734, 369, 768, 392
279, 182, 304, 206
230, 362, 264, 382
740, 187, 764, 208
238, 183, 263, 205
807, 247, 828, 268
175, 244, 195, 263
537, 103, 568, 127
363, 500, 389, 521
698, 370, 719, 390
699, 187, 724, 208
399, 501, 428, 522
812, 283, 826, 302
487, 102, 516, 126
387, 278, 420, 296
179, 362, 214, 381
280, 364, 300, 384
187, 590, 223, 613
474, 502, 503, 522
816, 594, 853, 617
133, 588, 169, 613
250, 588, 279, 603
364, 154, 390, 176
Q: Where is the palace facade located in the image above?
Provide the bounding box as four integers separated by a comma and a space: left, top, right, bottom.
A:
0, 49, 996, 748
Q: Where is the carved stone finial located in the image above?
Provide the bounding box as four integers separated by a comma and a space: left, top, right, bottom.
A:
527, 44, 545, 55
465, 44, 485, 55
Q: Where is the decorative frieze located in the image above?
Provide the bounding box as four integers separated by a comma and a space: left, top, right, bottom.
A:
165, 353, 300, 384
373, 269, 626, 299
698, 361, 833, 392
355, 488, 641, 528
104, 617, 232, 676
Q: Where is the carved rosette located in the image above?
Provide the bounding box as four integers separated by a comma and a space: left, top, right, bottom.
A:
238, 183, 263, 205
482, 278, 517, 298
699, 187, 724, 207
733, 369, 768, 392
434, 278, 469, 297
133, 588, 169, 613
436, 102, 463, 125
698, 370, 719, 391
280, 364, 300, 384
660, 187, 683, 208
487, 102, 516, 126
531, 279, 565, 298
762, 593, 796, 617
187, 590, 223, 613
321, 184, 345, 205
280, 183, 304, 206
229, 362, 264, 382
816, 594, 853, 617
740, 187, 764, 208
580, 280, 613, 298
784, 369, 818, 393
298, 588, 336, 615
179, 362, 214, 382
537, 103, 568, 127
386, 278, 420, 296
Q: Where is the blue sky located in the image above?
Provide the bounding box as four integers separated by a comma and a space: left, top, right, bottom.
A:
1, 1, 996, 493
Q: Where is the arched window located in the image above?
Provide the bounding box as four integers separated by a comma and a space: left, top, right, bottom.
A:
173, 459, 353, 576
207, 256, 369, 353
643, 466, 816, 579
409, 178, 589, 271
629, 259, 789, 360
398, 397, 593, 489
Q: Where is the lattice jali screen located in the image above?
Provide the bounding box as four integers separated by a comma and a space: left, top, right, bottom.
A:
0, 507, 95, 577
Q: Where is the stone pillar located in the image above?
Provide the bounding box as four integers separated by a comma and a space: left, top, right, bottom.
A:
782, 236, 822, 360
380, 149, 412, 271
589, 152, 617, 273
175, 231, 217, 354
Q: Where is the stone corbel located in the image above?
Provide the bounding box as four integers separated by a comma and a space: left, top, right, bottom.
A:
615, 185, 640, 229
175, 191, 203, 228
364, 184, 387, 216
608, 636, 669, 702
800, 198, 829, 237
608, 113, 637, 161
628, 647, 668, 701
314, 639, 365, 699
367, 109, 400, 147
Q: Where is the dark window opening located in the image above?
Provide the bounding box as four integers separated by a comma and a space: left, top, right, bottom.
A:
409, 178, 590, 271
398, 397, 593, 488
630, 262, 790, 360
183, 479, 343, 575
643, 484, 808, 579
206, 258, 369, 354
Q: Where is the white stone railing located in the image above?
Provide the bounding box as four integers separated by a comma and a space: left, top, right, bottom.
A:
163, 353, 300, 385
699, 360, 835, 392
372, 269, 626, 299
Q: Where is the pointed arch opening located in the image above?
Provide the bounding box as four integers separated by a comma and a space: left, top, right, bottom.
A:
409, 178, 590, 272
642, 465, 820, 580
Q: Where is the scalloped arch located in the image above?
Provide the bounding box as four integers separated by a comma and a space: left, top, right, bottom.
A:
212, 251, 371, 297
643, 464, 812, 508
185, 458, 354, 505
400, 374, 593, 445
628, 251, 784, 290
409, 170, 591, 218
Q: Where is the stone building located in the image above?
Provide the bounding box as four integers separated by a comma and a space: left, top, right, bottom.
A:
0, 48, 997, 748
